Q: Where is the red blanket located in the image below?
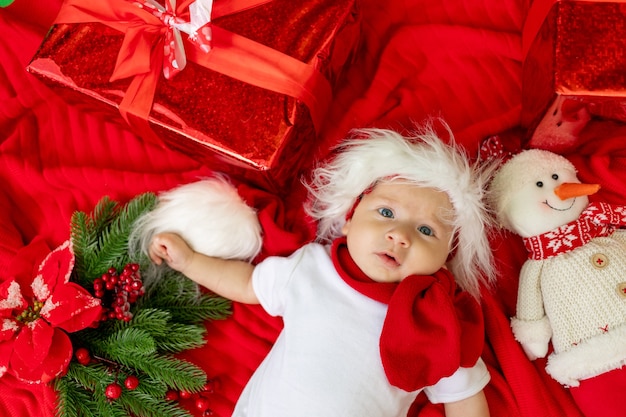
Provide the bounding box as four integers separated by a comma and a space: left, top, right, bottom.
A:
2, 0, 625, 416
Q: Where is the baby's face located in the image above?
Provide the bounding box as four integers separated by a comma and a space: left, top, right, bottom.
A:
341, 181, 454, 283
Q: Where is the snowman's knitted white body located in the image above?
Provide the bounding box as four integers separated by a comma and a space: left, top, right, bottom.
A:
514, 227, 626, 386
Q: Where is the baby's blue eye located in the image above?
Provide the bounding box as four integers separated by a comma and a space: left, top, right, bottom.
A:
378, 208, 394, 218
418, 225, 433, 236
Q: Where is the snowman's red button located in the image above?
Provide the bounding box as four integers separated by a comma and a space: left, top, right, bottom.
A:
591, 253, 608, 269
617, 283, 626, 299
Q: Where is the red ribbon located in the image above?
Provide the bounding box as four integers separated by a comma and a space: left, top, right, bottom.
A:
53, 0, 332, 145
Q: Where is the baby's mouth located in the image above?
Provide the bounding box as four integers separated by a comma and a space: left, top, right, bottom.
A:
377, 252, 400, 267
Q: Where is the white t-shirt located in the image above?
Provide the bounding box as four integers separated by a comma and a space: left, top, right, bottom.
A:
232, 243, 490, 417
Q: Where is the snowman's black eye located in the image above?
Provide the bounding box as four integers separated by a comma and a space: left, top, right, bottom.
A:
552, 174, 559, 180
536, 181, 544, 188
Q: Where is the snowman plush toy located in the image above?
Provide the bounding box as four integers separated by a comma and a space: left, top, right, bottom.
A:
488, 145, 626, 417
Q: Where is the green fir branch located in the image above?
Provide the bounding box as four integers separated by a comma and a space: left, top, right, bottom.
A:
146, 293, 231, 323
98, 327, 158, 358
90, 193, 157, 277
110, 354, 207, 393
64, 361, 111, 392
54, 377, 82, 417
71, 196, 120, 283
90, 196, 120, 233
81, 326, 207, 392
90, 228, 133, 276
112, 308, 207, 353
120, 389, 193, 417
153, 323, 206, 353
70, 193, 157, 283
70, 211, 98, 286
55, 369, 106, 417
121, 308, 171, 338
93, 392, 130, 417
59, 193, 226, 417
139, 273, 231, 323
129, 376, 168, 400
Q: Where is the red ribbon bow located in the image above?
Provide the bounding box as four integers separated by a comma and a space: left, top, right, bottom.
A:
135, 0, 212, 80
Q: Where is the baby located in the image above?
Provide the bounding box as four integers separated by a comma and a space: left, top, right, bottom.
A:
148, 124, 495, 417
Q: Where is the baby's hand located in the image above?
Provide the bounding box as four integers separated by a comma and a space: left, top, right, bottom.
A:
149, 232, 194, 273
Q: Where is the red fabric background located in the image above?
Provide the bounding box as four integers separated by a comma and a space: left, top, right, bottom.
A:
2, 0, 625, 416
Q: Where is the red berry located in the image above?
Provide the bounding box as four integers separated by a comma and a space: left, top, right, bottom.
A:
75, 348, 91, 365
195, 397, 211, 412
124, 375, 139, 390
165, 389, 179, 401
203, 378, 220, 393
105, 383, 123, 400
179, 390, 192, 399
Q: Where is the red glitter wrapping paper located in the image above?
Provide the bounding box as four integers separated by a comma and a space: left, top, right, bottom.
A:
521, 0, 626, 134
27, 0, 360, 191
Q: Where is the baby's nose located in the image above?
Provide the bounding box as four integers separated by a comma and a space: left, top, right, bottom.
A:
386, 227, 410, 246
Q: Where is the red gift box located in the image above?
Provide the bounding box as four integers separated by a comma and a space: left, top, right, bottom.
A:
521, 0, 626, 147
27, 0, 359, 191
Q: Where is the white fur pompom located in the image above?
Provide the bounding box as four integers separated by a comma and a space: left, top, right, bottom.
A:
131, 177, 263, 262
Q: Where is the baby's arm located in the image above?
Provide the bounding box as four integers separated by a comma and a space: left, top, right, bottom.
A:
149, 232, 259, 304
443, 390, 490, 417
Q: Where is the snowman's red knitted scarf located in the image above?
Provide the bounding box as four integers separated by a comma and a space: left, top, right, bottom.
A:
523, 202, 626, 260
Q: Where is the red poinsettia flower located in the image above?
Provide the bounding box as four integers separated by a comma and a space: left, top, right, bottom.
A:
0, 240, 102, 384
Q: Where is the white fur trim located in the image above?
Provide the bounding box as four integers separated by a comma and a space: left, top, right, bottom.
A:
546, 322, 626, 387
131, 177, 262, 261
511, 316, 552, 360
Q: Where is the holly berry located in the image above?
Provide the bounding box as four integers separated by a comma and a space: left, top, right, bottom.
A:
195, 397, 211, 412
124, 375, 140, 390
75, 347, 91, 365
179, 390, 193, 399
105, 382, 123, 400
93, 263, 145, 323
203, 378, 220, 393
165, 389, 179, 401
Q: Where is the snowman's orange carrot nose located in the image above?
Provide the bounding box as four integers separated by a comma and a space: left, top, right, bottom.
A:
554, 183, 601, 200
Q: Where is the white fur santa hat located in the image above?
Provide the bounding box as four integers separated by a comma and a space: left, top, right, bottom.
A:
130, 176, 263, 266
